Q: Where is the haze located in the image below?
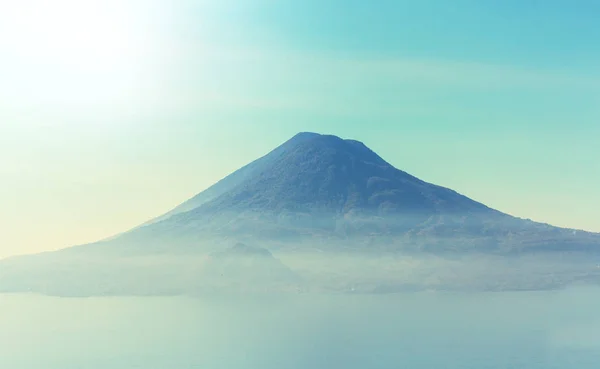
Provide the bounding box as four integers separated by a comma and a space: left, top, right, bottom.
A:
1, 0, 599, 257
3, 288, 600, 368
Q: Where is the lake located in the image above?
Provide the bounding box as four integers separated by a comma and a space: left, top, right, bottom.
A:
1, 288, 600, 368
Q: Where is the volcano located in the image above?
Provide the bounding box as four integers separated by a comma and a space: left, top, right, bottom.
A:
61, 132, 599, 255
2, 132, 600, 295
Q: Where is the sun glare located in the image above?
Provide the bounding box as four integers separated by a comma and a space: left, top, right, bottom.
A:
0, 0, 163, 110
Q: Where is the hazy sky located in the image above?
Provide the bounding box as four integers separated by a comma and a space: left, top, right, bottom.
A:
1, 0, 599, 257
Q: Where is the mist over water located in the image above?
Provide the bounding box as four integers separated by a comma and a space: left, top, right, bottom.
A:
2, 288, 600, 368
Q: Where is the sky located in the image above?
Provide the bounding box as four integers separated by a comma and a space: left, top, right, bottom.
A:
0, 0, 599, 257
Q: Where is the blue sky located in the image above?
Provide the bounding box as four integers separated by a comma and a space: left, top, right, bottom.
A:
0, 0, 599, 256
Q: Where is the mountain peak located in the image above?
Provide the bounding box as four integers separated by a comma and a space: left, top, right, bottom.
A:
289, 131, 322, 140
279, 132, 391, 169
133, 131, 496, 245
286, 132, 368, 149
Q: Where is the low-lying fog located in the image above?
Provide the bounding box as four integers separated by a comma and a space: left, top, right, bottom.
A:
3, 246, 600, 367
2, 249, 600, 295
2, 287, 600, 368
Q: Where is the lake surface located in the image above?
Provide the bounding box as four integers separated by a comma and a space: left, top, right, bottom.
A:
1, 288, 600, 368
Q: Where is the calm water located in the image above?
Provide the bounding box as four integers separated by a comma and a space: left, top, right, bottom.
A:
1, 289, 600, 368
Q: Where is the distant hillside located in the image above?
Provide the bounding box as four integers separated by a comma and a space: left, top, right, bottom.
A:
202, 243, 301, 285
